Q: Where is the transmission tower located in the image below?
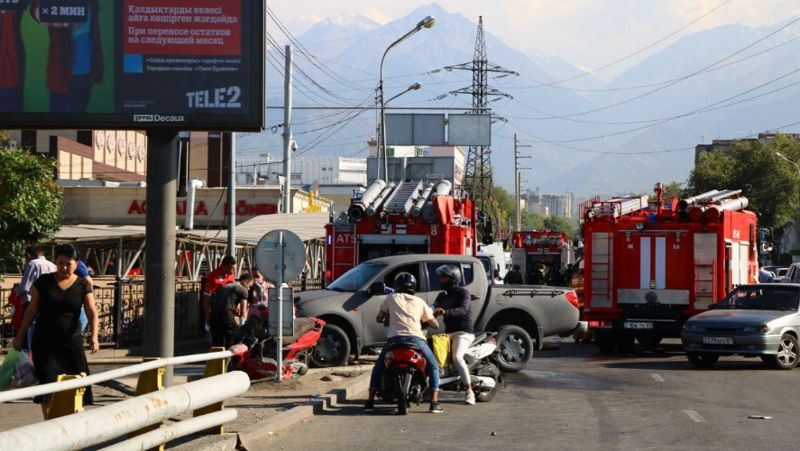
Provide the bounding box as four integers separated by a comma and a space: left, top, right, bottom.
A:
444, 16, 517, 242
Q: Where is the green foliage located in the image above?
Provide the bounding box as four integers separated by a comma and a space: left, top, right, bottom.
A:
662, 181, 688, 200
543, 216, 577, 238
0, 147, 63, 272
687, 135, 800, 230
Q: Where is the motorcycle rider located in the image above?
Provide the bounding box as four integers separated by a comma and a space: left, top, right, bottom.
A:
433, 265, 476, 405
364, 272, 443, 414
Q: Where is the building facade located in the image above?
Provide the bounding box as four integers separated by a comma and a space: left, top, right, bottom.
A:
524, 188, 575, 219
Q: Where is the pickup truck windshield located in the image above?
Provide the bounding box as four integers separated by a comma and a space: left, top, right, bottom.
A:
718, 286, 800, 311
327, 262, 387, 292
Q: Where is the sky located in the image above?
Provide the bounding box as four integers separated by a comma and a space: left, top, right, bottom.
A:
268, 0, 800, 78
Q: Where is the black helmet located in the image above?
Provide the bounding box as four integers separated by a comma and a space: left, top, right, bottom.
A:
435, 264, 461, 286
393, 272, 417, 294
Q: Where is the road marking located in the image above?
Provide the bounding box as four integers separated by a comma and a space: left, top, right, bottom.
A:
684, 410, 706, 423
651, 373, 665, 382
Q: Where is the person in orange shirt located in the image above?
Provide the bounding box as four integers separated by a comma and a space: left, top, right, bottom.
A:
203, 255, 237, 325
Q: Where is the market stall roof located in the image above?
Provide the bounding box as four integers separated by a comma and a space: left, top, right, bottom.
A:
222, 212, 329, 245
53, 212, 329, 245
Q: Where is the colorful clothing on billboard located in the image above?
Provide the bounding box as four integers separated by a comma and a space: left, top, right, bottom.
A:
0, 9, 25, 111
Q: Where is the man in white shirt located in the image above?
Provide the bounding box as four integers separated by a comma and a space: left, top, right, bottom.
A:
364, 272, 443, 414
14, 246, 56, 352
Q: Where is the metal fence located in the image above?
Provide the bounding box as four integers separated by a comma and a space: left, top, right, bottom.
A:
0, 275, 324, 349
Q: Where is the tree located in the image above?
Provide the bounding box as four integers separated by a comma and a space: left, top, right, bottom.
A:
687, 135, 800, 231
543, 216, 576, 238
0, 146, 63, 272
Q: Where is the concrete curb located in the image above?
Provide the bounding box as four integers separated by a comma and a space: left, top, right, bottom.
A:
237, 371, 372, 450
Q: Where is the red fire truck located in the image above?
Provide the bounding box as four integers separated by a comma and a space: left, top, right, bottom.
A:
583, 183, 758, 353
510, 230, 575, 282
325, 178, 477, 282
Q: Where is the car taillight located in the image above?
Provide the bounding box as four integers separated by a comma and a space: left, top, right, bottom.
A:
588, 321, 612, 329
565, 291, 579, 310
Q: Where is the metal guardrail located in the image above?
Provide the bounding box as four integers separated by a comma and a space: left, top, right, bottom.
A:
0, 349, 243, 451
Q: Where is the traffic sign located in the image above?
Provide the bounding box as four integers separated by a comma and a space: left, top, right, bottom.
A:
255, 230, 305, 283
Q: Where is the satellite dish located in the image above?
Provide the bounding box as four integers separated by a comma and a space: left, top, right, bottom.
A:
255, 230, 305, 283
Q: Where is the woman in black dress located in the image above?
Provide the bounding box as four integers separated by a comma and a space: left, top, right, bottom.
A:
14, 244, 99, 419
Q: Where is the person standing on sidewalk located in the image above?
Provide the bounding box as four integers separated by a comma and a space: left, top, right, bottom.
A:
433, 264, 476, 405
14, 244, 99, 419
209, 274, 254, 348
14, 246, 57, 353
364, 273, 443, 414
202, 255, 237, 326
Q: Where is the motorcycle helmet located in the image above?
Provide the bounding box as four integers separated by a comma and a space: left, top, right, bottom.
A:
435, 264, 461, 287
393, 272, 417, 294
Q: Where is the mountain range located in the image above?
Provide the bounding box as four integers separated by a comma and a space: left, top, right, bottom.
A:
250, 3, 800, 197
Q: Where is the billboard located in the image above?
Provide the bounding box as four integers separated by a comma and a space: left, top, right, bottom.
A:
0, 0, 264, 131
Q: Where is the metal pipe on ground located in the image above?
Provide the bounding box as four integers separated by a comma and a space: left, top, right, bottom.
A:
100, 409, 238, 451
0, 372, 249, 451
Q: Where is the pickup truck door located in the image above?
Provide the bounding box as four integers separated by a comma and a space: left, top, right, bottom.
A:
424, 261, 487, 334
361, 262, 425, 348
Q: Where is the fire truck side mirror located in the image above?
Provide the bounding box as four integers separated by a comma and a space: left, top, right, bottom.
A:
368, 282, 386, 296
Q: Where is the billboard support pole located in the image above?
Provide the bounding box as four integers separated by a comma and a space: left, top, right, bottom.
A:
282, 45, 293, 214
228, 133, 236, 260
144, 131, 178, 386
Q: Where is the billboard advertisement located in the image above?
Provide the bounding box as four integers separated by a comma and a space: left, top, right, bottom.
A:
0, 0, 264, 131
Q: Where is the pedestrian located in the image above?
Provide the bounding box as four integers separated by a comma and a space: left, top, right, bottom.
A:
14, 245, 57, 353
209, 274, 254, 348
503, 264, 523, 285
493, 270, 504, 285
14, 244, 99, 419
249, 267, 274, 305
527, 262, 546, 285
202, 255, 237, 326
364, 273, 443, 414
433, 265, 476, 405
75, 259, 94, 333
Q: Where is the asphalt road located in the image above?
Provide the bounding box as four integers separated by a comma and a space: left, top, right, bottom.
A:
257, 339, 798, 451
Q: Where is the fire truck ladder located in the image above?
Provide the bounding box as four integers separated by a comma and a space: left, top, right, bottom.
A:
383, 181, 423, 216
592, 196, 648, 219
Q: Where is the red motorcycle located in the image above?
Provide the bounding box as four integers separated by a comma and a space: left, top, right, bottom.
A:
229, 310, 326, 380
379, 341, 429, 415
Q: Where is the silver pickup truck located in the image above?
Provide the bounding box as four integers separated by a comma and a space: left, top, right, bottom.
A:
296, 254, 580, 372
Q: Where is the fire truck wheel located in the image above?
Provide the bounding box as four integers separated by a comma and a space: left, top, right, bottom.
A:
309, 324, 351, 368
615, 335, 635, 354
495, 325, 533, 373
594, 332, 616, 354
687, 352, 719, 368
762, 334, 799, 370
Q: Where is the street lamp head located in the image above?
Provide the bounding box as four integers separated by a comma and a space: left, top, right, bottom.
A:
775, 151, 785, 157
417, 16, 435, 30
409, 82, 422, 91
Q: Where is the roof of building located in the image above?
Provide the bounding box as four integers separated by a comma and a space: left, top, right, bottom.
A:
53, 212, 330, 245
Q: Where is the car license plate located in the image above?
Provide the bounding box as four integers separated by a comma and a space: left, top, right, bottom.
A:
702, 336, 733, 345
624, 321, 653, 330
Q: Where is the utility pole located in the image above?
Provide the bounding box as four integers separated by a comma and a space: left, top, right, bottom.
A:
283, 45, 293, 213
227, 132, 236, 257
514, 133, 531, 232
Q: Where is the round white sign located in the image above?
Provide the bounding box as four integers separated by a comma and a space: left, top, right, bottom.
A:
255, 230, 305, 283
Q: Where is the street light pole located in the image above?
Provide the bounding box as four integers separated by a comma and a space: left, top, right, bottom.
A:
378, 16, 435, 181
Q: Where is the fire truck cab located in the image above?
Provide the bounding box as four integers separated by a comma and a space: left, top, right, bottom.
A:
511, 230, 574, 283
583, 184, 758, 353
325, 178, 477, 282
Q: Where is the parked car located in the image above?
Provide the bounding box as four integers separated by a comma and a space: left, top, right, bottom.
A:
774, 267, 789, 282
295, 254, 580, 372
681, 284, 800, 369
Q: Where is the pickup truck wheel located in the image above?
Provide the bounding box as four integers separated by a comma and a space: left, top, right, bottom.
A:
616, 334, 635, 354
309, 324, 351, 368
495, 325, 533, 373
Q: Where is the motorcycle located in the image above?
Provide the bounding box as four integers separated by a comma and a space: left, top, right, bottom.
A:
228, 308, 326, 380
378, 333, 503, 415
437, 332, 503, 402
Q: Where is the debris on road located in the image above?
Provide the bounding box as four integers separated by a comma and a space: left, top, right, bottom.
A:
747, 415, 773, 420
